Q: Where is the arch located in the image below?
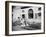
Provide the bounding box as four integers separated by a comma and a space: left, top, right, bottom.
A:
28, 9, 33, 19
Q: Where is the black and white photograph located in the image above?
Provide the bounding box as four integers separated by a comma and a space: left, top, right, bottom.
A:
12, 6, 41, 31
5, 1, 45, 36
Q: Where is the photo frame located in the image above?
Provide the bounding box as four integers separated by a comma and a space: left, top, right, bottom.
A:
5, 1, 45, 36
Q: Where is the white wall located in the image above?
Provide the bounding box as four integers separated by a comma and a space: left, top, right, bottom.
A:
13, 6, 40, 23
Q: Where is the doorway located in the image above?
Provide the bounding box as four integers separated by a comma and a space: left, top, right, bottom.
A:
28, 9, 33, 19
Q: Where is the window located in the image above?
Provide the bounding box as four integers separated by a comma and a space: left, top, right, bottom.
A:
38, 13, 41, 16
22, 14, 25, 18
38, 7, 41, 11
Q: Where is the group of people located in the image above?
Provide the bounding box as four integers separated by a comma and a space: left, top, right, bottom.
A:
18, 17, 28, 27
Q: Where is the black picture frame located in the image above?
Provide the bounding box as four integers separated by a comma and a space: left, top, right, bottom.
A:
5, 1, 45, 36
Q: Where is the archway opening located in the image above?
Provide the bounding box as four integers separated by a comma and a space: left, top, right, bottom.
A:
28, 9, 33, 19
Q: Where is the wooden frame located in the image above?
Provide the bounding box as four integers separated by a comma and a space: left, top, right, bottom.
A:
5, 1, 45, 36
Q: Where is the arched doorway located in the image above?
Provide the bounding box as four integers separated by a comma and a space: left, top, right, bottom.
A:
28, 9, 33, 19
